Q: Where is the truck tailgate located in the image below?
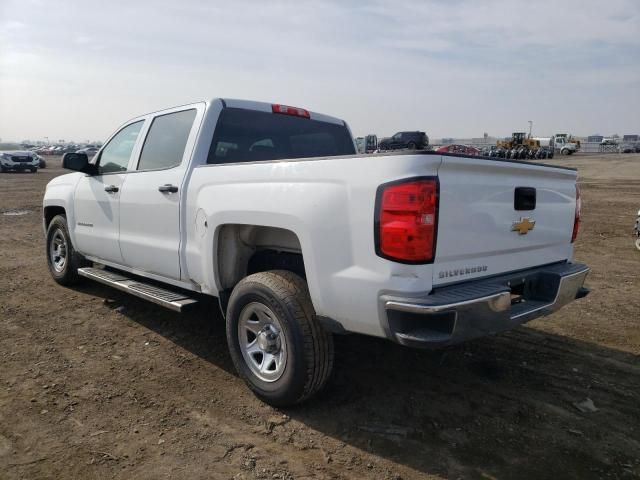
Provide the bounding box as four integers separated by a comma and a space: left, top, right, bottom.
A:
433, 156, 577, 286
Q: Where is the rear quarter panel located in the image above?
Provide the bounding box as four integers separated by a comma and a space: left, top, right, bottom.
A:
184, 154, 442, 337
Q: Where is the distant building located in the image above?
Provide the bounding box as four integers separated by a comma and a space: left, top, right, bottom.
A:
622, 134, 639, 142
587, 135, 604, 143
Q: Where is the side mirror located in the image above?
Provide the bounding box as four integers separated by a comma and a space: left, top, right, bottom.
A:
62, 152, 97, 175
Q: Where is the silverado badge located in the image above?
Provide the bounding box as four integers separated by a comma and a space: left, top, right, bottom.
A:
512, 217, 536, 235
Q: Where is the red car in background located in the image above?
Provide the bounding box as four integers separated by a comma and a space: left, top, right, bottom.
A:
435, 144, 480, 156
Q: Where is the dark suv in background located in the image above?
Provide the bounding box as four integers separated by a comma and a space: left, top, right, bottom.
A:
378, 131, 429, 151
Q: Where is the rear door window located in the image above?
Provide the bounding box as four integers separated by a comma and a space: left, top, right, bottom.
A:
137, 109, 197, 171
207, 108, 355, 164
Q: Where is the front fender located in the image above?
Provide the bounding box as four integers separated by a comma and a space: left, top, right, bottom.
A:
42, 172, 84, 244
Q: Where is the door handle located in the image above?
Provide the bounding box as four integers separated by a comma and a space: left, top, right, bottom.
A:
104, 185, 119, 193
158, 184, 178, 193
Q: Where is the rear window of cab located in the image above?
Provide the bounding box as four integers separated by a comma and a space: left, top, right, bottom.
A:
207, 108, 355, 164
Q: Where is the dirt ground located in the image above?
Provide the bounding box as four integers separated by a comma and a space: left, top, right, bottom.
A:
1, 153, 639, 480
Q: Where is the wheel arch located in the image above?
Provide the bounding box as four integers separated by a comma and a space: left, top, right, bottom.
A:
214, 223, 308, 310
44, 205, 67, 229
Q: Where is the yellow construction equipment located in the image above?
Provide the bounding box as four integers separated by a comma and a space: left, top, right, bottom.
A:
496, 132, 542, 159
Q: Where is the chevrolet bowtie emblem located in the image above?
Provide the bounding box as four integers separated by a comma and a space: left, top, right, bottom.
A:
512, 217, 536, 235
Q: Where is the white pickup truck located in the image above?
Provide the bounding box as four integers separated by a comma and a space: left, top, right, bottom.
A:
43, 98, 589, 406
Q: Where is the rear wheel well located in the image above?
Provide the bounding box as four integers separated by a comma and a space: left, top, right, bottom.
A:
44, 206, 66, 228
216, 224, 305, 294
247, 250, 305, 278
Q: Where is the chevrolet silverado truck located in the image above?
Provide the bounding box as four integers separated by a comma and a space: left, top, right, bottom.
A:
43, 98, 589, 406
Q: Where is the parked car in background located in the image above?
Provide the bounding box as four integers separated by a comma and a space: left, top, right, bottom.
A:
0, 150, 39, 172
378, 131, 428, 151
620, 144, 636, 153
435, 144, 480, 156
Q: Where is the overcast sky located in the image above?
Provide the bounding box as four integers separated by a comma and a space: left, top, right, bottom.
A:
1, 0, 639, 142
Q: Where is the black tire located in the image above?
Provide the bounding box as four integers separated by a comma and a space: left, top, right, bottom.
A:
46, 215, 90, 285
30, 168, 37, 173
407, 141, 416, 150
226, 270, 334, 407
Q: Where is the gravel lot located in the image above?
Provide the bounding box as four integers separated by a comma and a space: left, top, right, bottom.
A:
1, 154, 639, 479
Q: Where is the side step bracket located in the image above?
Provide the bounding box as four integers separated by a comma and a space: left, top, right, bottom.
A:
78, 267, 198, 312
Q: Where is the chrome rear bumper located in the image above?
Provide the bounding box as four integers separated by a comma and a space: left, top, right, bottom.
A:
381, 262, 589, 348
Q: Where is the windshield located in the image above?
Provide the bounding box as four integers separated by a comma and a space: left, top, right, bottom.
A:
207, 108, 355, 164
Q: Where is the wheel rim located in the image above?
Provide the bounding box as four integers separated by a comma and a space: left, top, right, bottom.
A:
49, 229, 68, 273
237, 302, 287, 383
635, 237, 640, 251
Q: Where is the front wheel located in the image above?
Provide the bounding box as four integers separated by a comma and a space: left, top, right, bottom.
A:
635, 237, 640, 251
46, 215, 90, 285
226, 270, 334, 407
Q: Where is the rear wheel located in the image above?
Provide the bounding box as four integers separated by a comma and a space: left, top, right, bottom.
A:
226, 270, 334, 407
407, 141, 416, 150
46, 215, 90, 285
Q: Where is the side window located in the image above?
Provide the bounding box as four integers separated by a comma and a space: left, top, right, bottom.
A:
137, 109, 196, 171
98, 121, 144, 174
393, 133, 401, 141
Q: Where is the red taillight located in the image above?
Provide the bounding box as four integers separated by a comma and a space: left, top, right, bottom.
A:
376, 178, 438, 263
271, 104, 310, 119
571, 185, 581, 243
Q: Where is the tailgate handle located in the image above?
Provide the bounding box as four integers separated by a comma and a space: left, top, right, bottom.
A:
514, 187, 536, 211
